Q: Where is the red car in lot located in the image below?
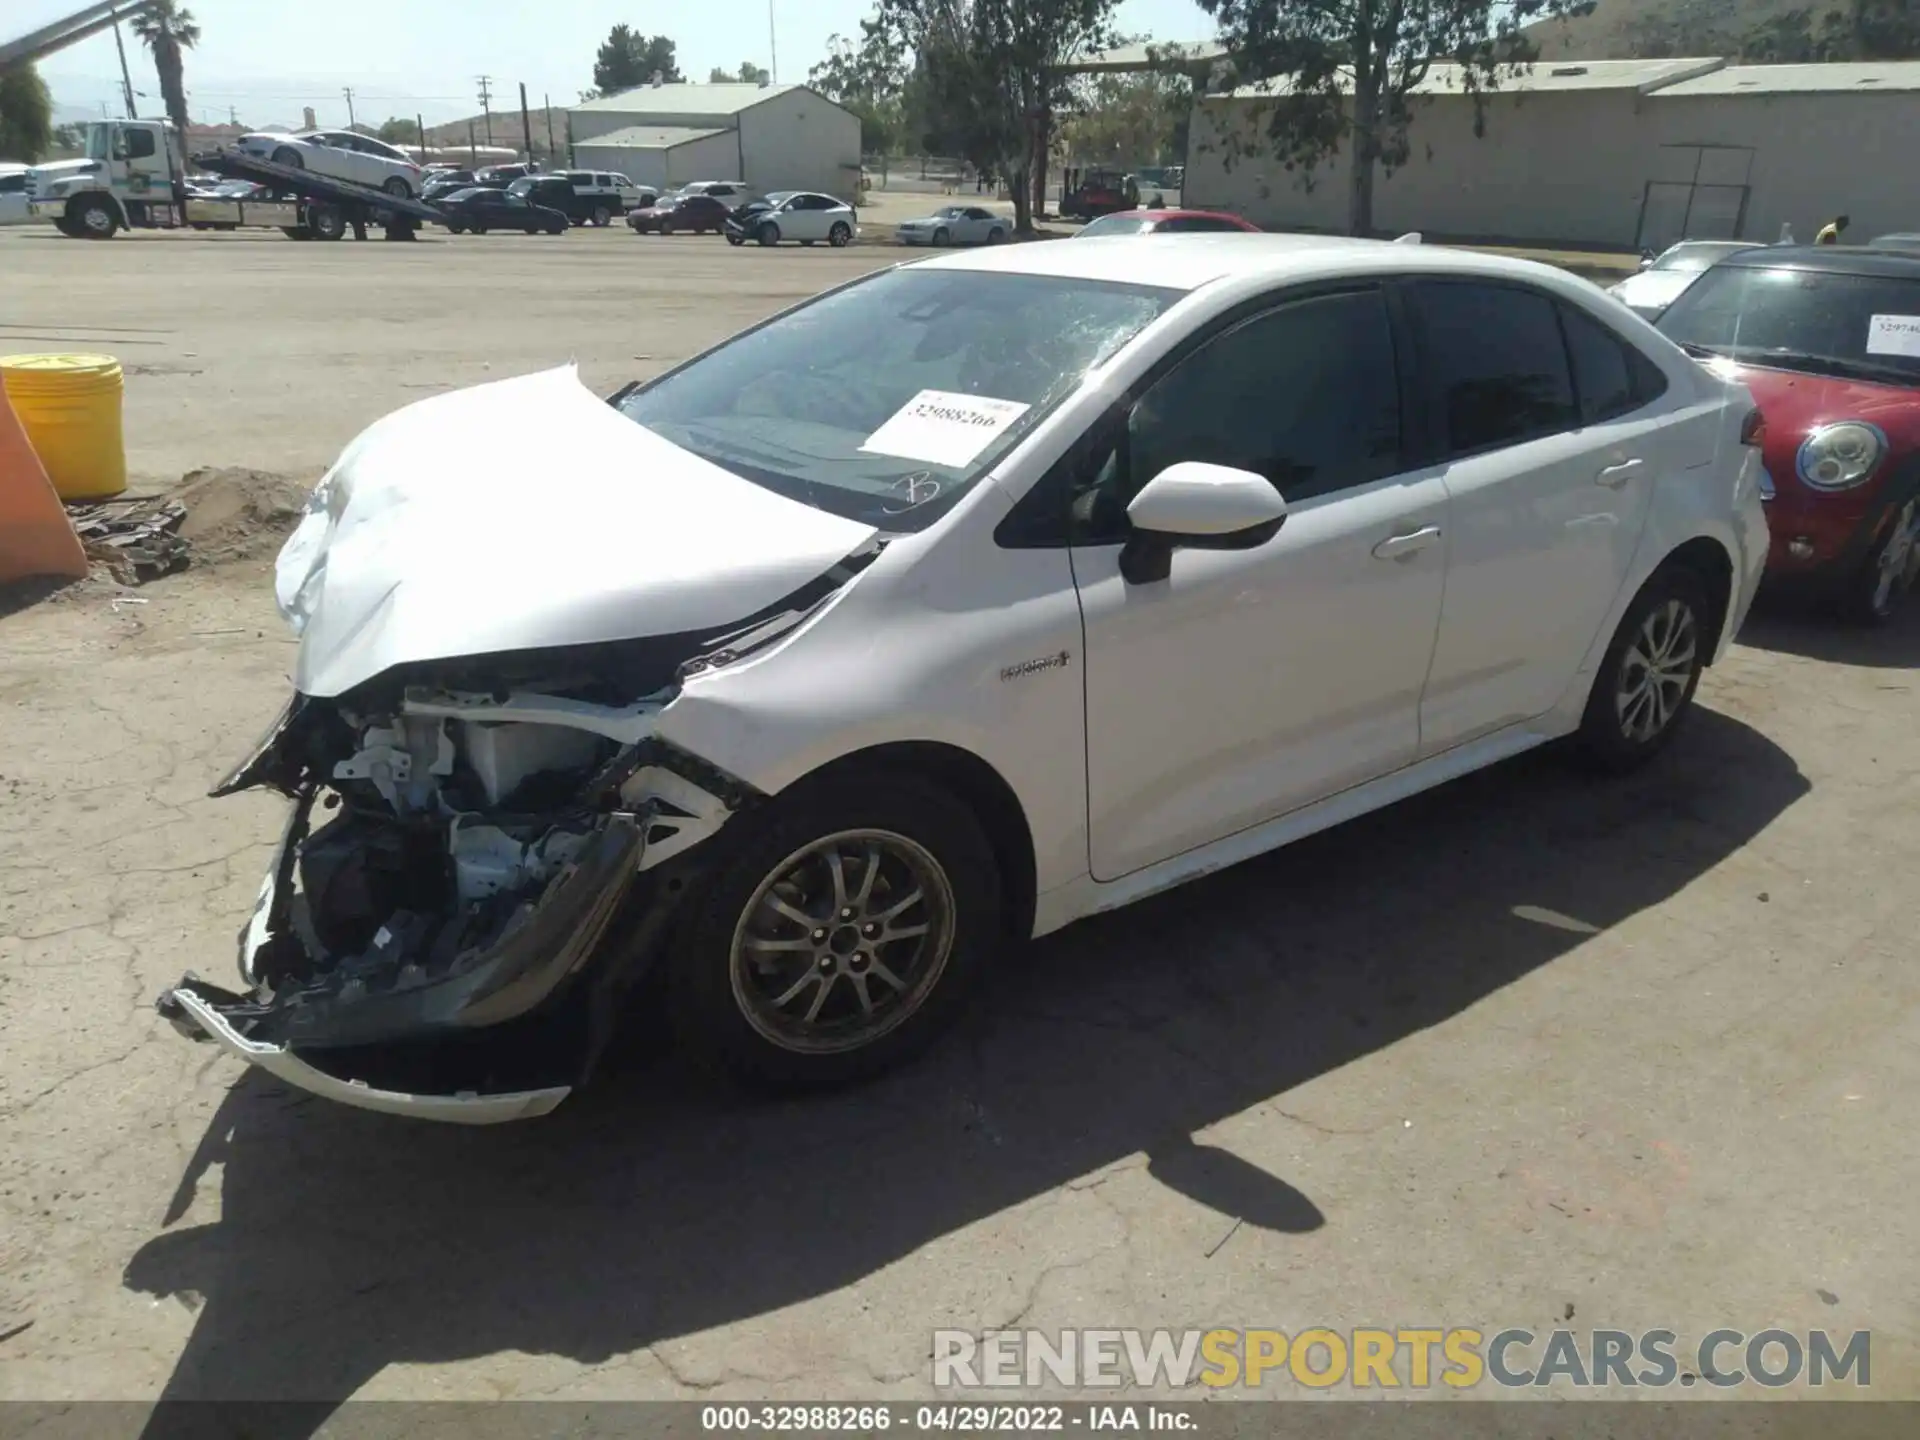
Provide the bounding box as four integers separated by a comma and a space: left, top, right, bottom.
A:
1074, 208, 1263, 237
1657, 246, 1920, 621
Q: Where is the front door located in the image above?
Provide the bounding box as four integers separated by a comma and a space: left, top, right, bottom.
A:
1070, 286, 1451, 881
1407, 281, 1667, 753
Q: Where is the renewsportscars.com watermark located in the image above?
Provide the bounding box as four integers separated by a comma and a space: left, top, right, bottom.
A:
933, 1327, 1872, 1391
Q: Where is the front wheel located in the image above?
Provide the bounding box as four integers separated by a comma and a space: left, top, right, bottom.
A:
591, 205, 611, 227
382, 177, 412, 198
931, 227, 950, 247
828, 221, 852, 247
272, 147, 304, 169
1572, 565, 1710, 773
73, 197, 118, 239
986, 226, 1007, 244
668, 769, 1003, 1091
755, 222, 780, 247
446, 220, 467, 234
726, 232, 745, 246
1843, 495, 1920, 624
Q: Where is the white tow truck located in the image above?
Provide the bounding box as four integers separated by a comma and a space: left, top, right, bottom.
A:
28, 118, 445, 241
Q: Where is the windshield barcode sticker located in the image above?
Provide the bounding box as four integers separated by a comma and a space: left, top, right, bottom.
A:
1866, 315, 1920, 358
860, 390, 1032, 470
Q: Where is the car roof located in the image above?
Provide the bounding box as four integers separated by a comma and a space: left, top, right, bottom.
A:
1135, 209, 1256, 224
900, 233, 1581, 293
1718, 245, 1920, 277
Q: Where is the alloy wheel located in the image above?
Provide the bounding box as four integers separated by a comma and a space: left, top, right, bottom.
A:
1870, 499, 1920, 617
1616, 598, 1698, 743
728, 829, 956, 1055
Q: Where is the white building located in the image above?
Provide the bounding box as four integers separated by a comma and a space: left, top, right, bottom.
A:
1175, 57, 1920, 249
569, 82, 861, 200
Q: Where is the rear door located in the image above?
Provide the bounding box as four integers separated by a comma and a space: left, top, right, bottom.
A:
1409, 281, 1668, 754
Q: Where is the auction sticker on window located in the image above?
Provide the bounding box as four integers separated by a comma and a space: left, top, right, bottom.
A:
861, 390, 1031, 469
1867, 314, 1920, 358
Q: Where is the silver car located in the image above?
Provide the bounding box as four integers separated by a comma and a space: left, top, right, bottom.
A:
1608, 240, 1760, 321
895, 204, 1008, 247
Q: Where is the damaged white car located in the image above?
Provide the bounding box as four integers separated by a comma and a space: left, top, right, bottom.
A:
160, 236, 1769, 1122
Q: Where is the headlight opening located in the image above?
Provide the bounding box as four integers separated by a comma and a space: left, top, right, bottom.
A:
1796, 421, 1887, 491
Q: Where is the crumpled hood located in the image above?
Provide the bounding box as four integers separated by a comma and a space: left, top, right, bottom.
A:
276, 365, 877, 698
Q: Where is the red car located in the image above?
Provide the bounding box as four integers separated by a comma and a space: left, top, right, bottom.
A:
1074, 208, 1263, 238
1658, 245, 1920, 621
626, 192, 730, 235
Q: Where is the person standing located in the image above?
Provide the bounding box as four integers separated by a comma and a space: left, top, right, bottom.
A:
1815, 214, 1850, 245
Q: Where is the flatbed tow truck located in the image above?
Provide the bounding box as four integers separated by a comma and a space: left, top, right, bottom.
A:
27, 117, 448, 241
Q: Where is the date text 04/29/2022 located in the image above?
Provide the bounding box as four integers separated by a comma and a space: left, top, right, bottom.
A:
699, 1404, 1195, 1432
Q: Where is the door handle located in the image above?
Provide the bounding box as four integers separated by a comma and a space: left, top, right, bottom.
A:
1597, 459, 1646, 489
1372, 525, 1443, 561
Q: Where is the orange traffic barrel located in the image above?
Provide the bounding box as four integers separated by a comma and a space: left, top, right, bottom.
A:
0, 354, 128, 500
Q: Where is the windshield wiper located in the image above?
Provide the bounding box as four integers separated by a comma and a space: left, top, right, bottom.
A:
1676, 342, 1728, 359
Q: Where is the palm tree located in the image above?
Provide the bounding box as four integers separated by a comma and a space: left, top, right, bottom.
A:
129, 1, 201, 138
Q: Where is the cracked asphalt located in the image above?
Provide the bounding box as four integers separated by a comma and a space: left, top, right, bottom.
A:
1, 226, 1917, 1415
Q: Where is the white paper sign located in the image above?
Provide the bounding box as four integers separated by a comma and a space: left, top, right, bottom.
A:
1867, 314, 1920, 358
860, 389, 1031, 469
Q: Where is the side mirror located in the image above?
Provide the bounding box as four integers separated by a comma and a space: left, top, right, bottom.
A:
1120, 461, 1289, 585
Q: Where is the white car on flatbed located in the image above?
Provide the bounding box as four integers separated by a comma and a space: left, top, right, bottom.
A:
235, 129, 424, 197
159, 234, 1768, 1122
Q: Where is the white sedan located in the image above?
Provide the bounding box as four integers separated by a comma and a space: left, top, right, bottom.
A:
161, 236, 1768, 1120
727, 190, 859, 247
1608, 240, 1760, 320
234, 129, 425, 197
895, 204, 1009, 247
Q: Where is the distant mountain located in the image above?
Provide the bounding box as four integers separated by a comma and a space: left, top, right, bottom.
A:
1527, 0, 1809, 59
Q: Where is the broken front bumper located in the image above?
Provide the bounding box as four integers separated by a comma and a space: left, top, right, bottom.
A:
156, 792, 650, 1124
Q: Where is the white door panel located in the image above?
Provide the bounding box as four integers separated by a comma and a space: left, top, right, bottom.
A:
1076, 472, 1450, 880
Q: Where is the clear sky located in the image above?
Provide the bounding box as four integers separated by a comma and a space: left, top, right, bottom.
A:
24, 0, 1215, 129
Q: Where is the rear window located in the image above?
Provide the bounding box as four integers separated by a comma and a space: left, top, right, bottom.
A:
1078, 214, 1154, 237
1560, 305, 1669, 423
1658, 264, 1920, 383
1412, 282, 1578, 457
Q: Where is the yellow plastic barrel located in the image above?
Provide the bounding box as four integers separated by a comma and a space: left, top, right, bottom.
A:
0, 354, 127, 501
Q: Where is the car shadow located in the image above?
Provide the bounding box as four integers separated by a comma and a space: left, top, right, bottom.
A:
124, 706, 1806, 1429
1737, 592, 1920, 669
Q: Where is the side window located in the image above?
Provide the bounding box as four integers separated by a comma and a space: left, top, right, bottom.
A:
123, 128, 157, 159
1064, 288, 1402, 543
1413, 282, 1577, 456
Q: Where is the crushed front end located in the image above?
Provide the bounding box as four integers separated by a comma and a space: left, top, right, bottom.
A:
158, 663, 753, 1123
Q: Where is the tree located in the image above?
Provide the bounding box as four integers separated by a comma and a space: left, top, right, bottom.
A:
0, 64, 54, 163
129, 1, 200, 137
710, 61, 772, 83
810, 11, 912, 152
1198, 0, 1591, 237
1061, 60, 1191, 167
593, 26, 683, 96
881, 0, 1119, 232
376, 117, 421, 144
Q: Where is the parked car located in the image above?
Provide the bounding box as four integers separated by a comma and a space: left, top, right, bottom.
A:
0, 167, 29, 226
1608, 240, 1760, 321
159, 236, 1766, 1122
724, 190, 858, 247
1075, 209, 1262, 238
553, 169, 650, 219
422, 169, 476, 203
234, 129, 424, 197
1658, 244, 1920, 619
676, 180, 751, 204
628, 193, 731, 234
895, 205, 1008, 247
1062, 168, 1140, 220
507, 175, 623, 227
436, 186, 568, 235
474, 163, 534, 187
1865, 233, 1920, 254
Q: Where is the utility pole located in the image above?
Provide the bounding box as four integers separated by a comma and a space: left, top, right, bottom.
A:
476, 76, 494, 145
111, 19, 136, 118
229, 105, 238, 126
519, 82, 534, 167
544, 93, 556, 161
768, 0, 778, 84
468, 121, 477, 165
342, 86, 356, 128
417, 112, 427, 164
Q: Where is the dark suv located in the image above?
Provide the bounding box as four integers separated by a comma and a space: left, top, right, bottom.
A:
509, 176, 606, 227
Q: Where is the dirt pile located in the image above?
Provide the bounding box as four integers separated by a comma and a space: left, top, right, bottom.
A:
171, 467, 313, 565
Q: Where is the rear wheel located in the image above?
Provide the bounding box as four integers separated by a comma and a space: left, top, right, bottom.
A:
668, 769, 1002, 1092
272, 147, 304, 169
829, 221, 852, 247
382, 176, 412, 198
986, 226, 1007, 244
591, 204, 612, 227
307, 207, 347, 241
1843, 496, 1920, 624
1573, 565, 1710, 772
446, 220, 467, 234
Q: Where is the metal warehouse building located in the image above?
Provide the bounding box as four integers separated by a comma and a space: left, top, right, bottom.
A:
568, 82, 862, 201
1177, 57, 1920, 250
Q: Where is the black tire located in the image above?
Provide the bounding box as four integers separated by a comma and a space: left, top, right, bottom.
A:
473, 223, 488, 235
591, 205, 612, 227
446, 221, 467, 234
755, 221, 780, 247
282, 225, 313, 240
1839, 495, 1920, 624
829, 221, 852, 247
668, 768, 1003, 1092
1572, 564, 1711, 773
726, 232, 745, 246
987, 226, 1007, 244
308, 206, 346, 241
53, 216, 81, 237
272, 147, 304, 169
382, 176, 412, 198
932, 227, 950, 247
657, 220, 674, 235
73, 196, 118, 239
